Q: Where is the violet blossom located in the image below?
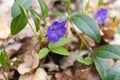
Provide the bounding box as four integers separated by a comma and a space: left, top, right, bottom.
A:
46, 20, 67, 43
95, 8, 108, 24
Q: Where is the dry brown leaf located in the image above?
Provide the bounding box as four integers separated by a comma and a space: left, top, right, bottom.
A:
45, 61, 59, 71
55, 69, 73, 80
87, 66, 100, 80
84, 35, 95, 47
19, 68, 49, 80
60, 50, 79, 69
109, 33, 120, 45
5, 42, 22, 58
18, 50, 39, 74
102, 29, 115, 42
72, 69, 90, 80
0, 24, 10, 39
60, 50, 89, 69
0, 71, 8, 80
106, 59, 114, 67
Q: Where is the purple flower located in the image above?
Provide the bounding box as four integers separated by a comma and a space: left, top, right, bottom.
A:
95, 8, 108, 24
46, 20, 67, 43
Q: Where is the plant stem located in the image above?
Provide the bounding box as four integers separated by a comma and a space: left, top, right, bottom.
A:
79, 34, 93, 54
71, 23, 93, 54
28, 21, 37, 37
79, 34, 84, 50
67, 0, 71, 15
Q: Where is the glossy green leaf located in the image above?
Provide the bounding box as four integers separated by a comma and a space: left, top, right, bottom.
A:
72, 15, 101, 43
50, 47, 70, 55
98, 0, 103, 7
94, 57, 110, 80
49, 11, 66, 18
38, 48, 49, 59
19, 4, 28, 20
48, 37, 72, 49
11, 0, 32, 17
106, 62, 120, 80
69, 11, 81, 18
30, 9, 40, 31
0, 49, 8, 68
38, 0, 48, 18
94, 45, 120, 59
77, 55, 93, 65
11, 14, 27, 35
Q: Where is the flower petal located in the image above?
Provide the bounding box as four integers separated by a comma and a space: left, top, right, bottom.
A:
95, 8, 108, 24
46, 20, 67, 43
58, 20, 66, 27
48, 32, 60, 43
57, 26, 66, 37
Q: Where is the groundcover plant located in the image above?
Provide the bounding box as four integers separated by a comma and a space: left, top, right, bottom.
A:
0, 0, 120, 80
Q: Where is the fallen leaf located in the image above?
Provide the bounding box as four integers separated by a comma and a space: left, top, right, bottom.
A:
72, 69, 90, 80
109, 33, 120, 45
45, 61, 59, 71
84, 35, 95, 47
55, 69, 73, 80
60, 50, 79, 69
19, 68, 49, 80
0, 24, 10, 39
18, 50, 39, 74
5, 42, 22, 58
0, 70, 8, 80
102, 29, 115, 42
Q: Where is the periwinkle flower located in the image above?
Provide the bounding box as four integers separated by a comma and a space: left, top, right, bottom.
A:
46, 20, 67, 43
95, 8, 108, 24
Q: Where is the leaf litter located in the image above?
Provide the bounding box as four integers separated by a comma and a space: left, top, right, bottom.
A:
0, 0, 120, 80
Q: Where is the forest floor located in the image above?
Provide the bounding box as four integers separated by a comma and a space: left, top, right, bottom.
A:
0, 0, 120, 80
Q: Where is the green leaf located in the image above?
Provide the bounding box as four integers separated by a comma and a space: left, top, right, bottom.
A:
11, 0, 32, 17
49, 11, 66, 18
30, 9, 40, 31
77, 55, 93, 65
98, 0, 103, 7
50, 47, 70, 55
69, 11, 81, 18
94, 57, 110, 80
71, 15, 101, 43
18, 4, 28, 20
11, 14, 28, 35
38, 48, 49, 59
0, 49, 8, 68
48, 37, 72, 49
106, 62, 120, 80
38, 0, 48, 18
93, 45, 120, 59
